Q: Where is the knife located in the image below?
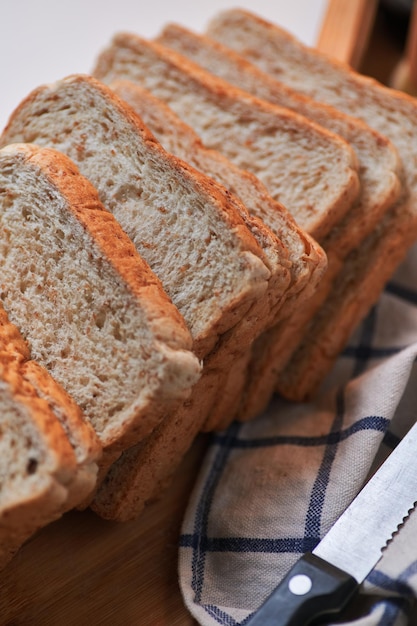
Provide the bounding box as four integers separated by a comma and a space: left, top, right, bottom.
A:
246, 419, 417, 625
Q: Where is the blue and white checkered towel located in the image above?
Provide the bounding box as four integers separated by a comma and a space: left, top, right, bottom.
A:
179, 243, 417, 626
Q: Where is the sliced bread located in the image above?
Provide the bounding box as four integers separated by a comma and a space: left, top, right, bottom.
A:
0, 143, 202, 460
0, 79, 282, 519
86, 79, 326, 519
0, 75, 273, 360
109, 80, 326, 430
207, 8, 417, 401
92, 33, 360, 243
156, 21, 405, 420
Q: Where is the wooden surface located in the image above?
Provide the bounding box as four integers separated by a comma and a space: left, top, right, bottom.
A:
0, 434, 210, 625
316, 0, 378, 67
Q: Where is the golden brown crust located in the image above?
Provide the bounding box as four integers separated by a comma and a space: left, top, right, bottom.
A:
0, 305, 30, 361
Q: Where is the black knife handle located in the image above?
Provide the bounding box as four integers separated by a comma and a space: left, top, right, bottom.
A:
245, 552, 358, 626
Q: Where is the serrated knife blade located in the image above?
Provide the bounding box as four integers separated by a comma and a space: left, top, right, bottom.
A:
246, 419, 417, 626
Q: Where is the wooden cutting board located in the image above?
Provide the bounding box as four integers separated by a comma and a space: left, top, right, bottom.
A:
0, 434, 210, 625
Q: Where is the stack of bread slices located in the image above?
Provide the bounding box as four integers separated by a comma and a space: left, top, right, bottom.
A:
0, 8, 416, 565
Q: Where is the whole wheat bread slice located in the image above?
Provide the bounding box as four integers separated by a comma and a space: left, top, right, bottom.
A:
92, 33, 360, 243
110, 79, 324, 307
0, 78, 283, 519
207, 8, 417, 403
109, 80, 326, 431
0, 143, 202, 463
157, 22, 404, 423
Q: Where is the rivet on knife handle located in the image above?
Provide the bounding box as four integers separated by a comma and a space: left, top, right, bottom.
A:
245, 552, 358, 626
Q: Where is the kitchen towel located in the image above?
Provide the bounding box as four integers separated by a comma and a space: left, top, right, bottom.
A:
179, 243, 417, 626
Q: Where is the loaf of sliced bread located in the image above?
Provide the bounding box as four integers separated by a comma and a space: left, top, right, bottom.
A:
0, 350, 77, 567
207, 8, 417, 402
156, 21, 405, 422
109, 80, 326, 431
85, 79, 326, 519
92, 33, 360, 243
0, 78, 285, 519
0, 143, 202, 462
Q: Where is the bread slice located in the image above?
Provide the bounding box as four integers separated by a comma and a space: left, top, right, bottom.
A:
110, 79, 323, 306
156, 22, 404, 422
207, 8, 417, 402
0, 143, 202, 462
92, 33, 360, 243
109, 80, 326, 430
0, 351, 77, 568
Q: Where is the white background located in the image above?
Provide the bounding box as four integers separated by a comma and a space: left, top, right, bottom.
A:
0, 0, 327, 132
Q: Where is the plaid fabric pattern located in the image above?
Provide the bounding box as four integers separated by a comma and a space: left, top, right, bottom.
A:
179, 244, 417, 626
